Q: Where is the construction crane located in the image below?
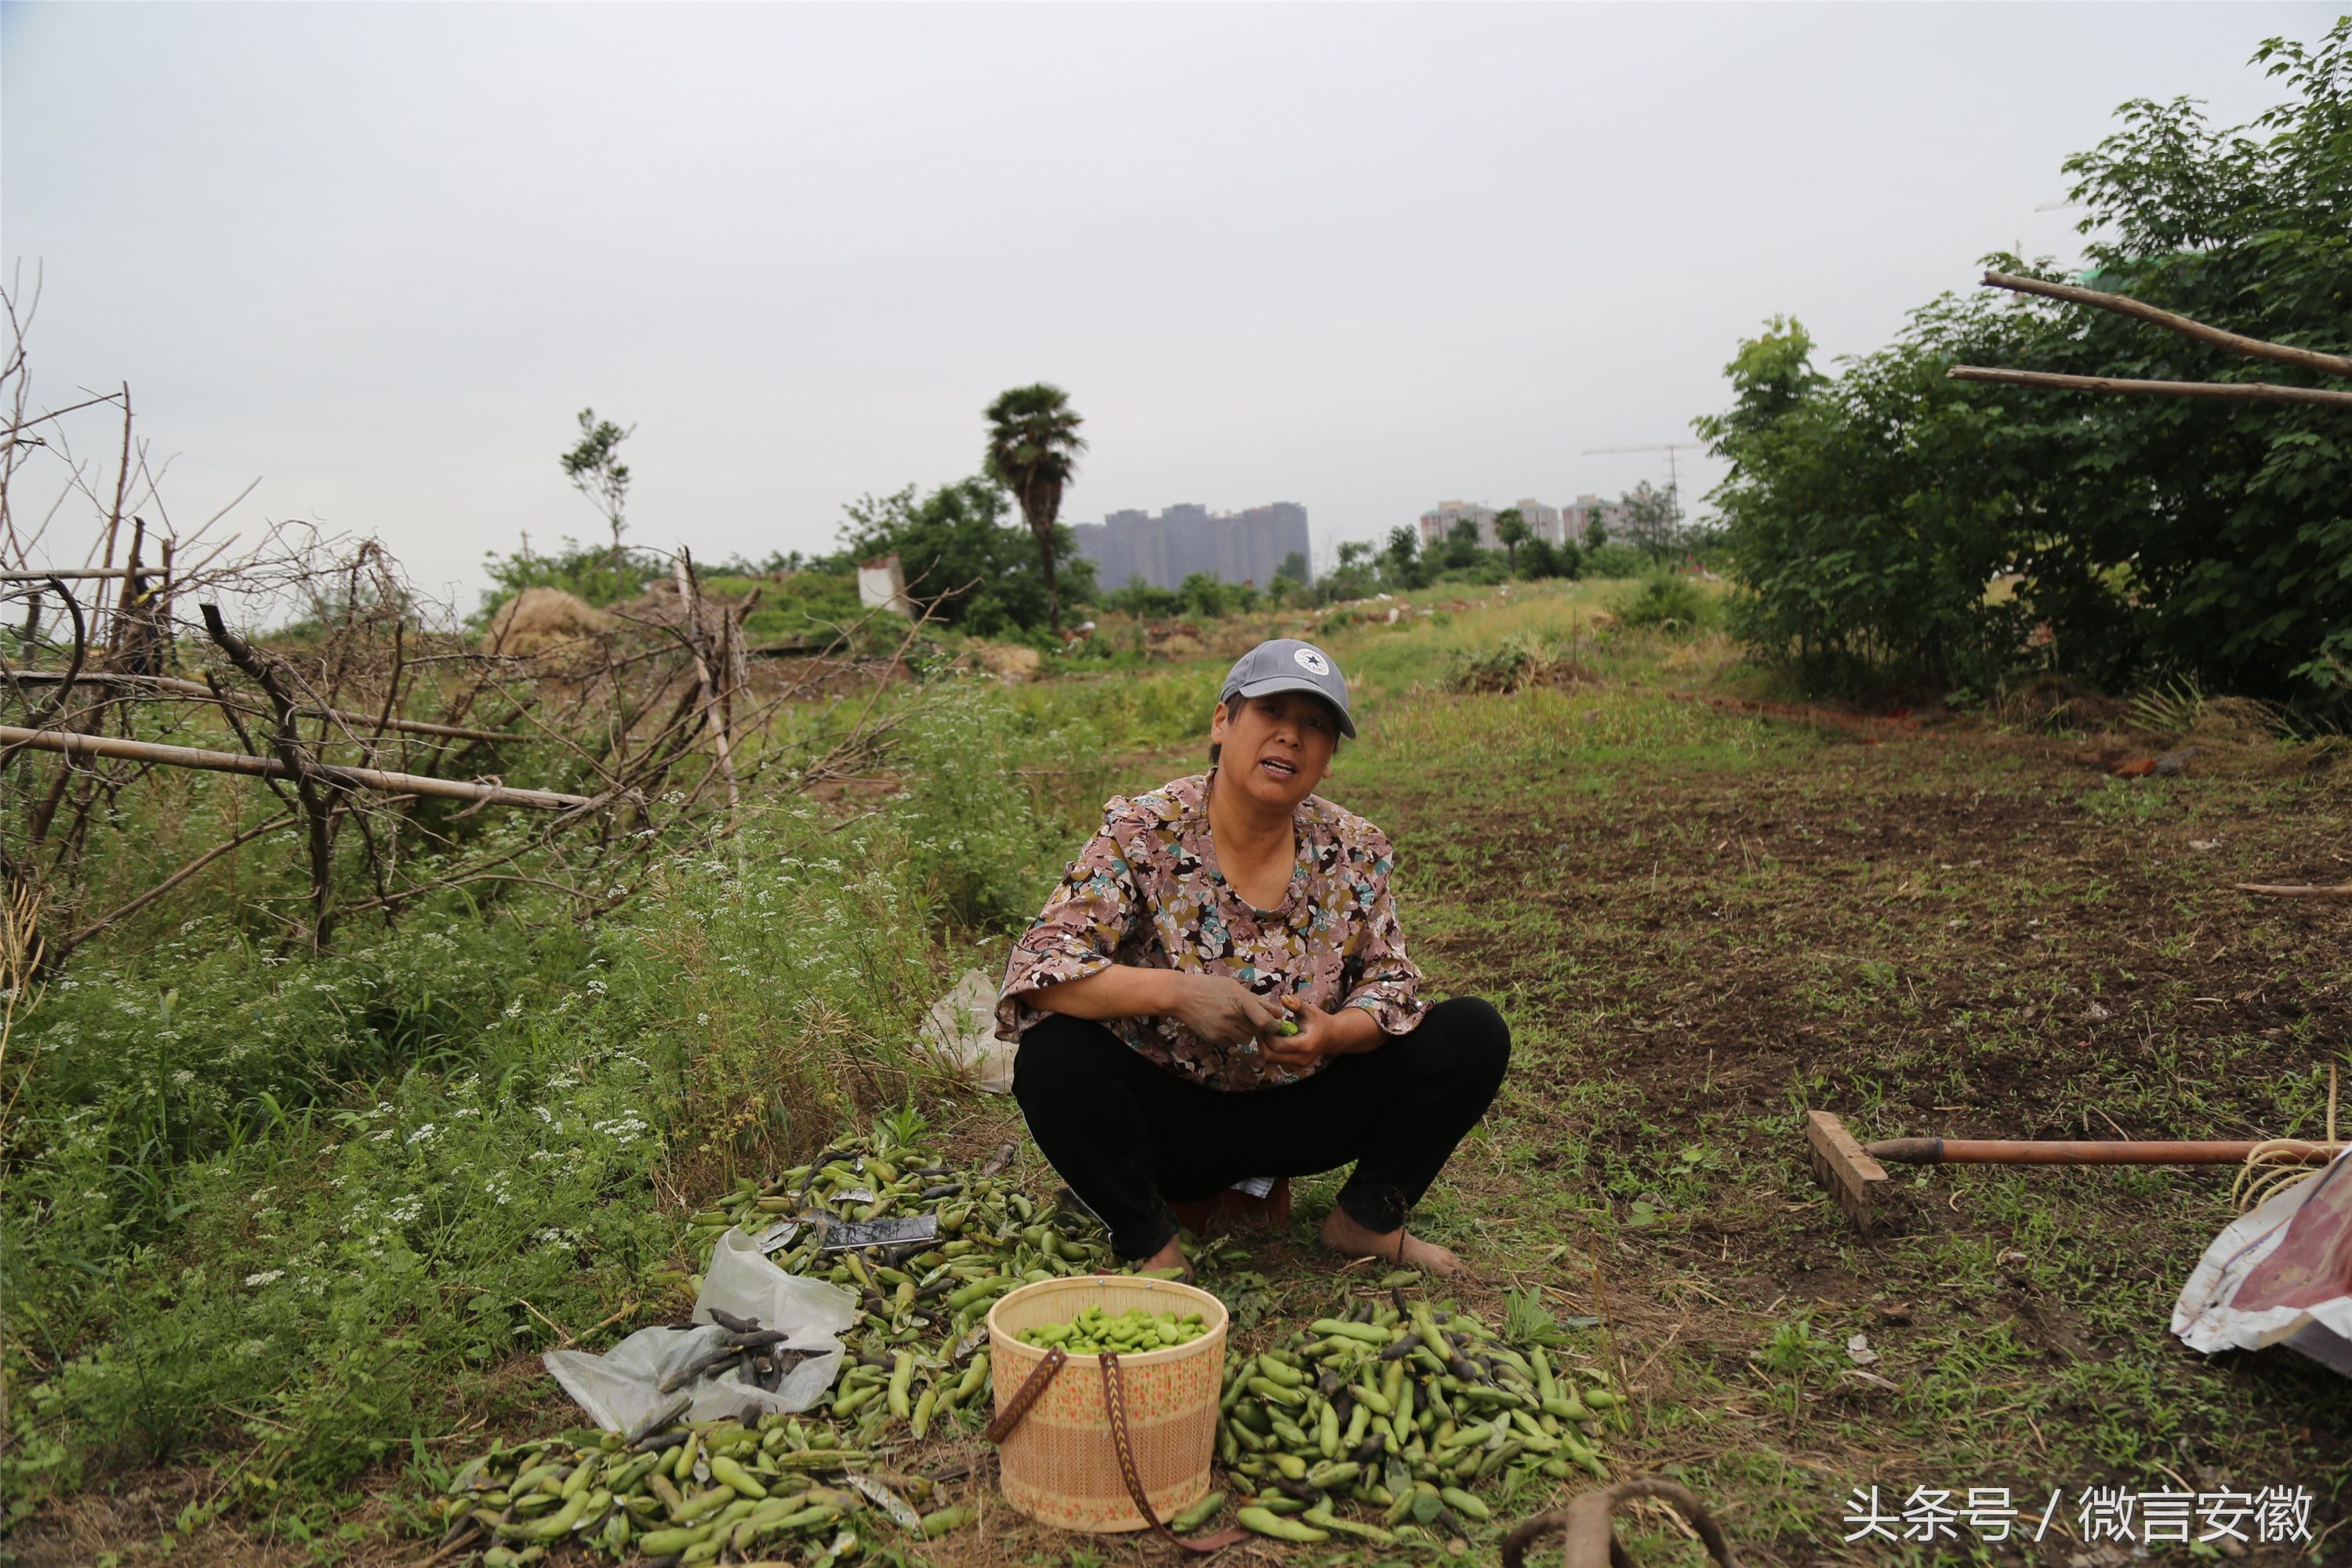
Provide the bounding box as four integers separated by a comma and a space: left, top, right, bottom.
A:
1581, 441, 1700, 530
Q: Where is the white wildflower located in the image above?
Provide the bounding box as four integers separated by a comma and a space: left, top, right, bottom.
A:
245, 1269, 285, 1287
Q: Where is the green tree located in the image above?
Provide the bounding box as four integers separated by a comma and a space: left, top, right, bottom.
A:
1518, 536, 1580, 580
838, 478, 1095, 638
982, 384, 1088, 636
1617, 483, 1679, 561
1381, 525, 1430, 590
1178, 573, 1236, 619
1275, 550, 1310, 586
1701, 21, 2352, 710
558, 408, 635, 570
1442, 517, 1484, 573
1317, 539, 1381, 604
1581, 506, 1610, 553
1494, 508, 1530, 575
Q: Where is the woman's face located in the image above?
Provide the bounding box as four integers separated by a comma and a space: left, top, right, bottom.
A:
1210, 690, 1339, 809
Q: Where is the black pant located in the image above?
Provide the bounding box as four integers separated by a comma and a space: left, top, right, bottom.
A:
1011, 996, 1511, 1261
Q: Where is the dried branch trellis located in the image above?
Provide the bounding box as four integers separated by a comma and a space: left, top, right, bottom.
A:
0, 275, 936, 967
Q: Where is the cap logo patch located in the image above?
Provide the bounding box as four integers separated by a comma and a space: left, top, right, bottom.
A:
1294, 648, 1330, 676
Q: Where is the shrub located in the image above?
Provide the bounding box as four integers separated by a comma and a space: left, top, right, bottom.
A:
1448, 633, 1595, 694
1611, 572, 1720, 632
1, 678, 1085, 1519
1582, 543, 1649, 579
475, 537, 665, 620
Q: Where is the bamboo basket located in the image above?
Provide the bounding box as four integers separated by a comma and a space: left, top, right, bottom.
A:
985, 1276, 1228, 1532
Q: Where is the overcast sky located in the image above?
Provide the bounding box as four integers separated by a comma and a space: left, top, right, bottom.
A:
2, 2, 2332, 608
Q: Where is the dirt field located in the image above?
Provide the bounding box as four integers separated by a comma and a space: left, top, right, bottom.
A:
1294, 686, 2352, 1564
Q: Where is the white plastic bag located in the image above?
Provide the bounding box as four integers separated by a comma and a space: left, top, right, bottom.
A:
913, 966, 1016, 1093
544, 1229, 861, 1431
2173, 1146, 2352, 1377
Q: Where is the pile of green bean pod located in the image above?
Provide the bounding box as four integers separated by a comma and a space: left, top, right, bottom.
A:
659, 1131, 1247, 1450
426, 1410, 975, 1566
1206, 1283, 1620, 1548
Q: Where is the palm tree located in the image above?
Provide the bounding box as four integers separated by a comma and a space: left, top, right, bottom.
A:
982, 384, 1088, 636
1494, 508, 1530, 575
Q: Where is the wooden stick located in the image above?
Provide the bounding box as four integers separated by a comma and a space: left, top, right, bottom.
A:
1866, 1136, 2336, 1166
673, 554, 739, 815
0, 668, 523, 742
1947, 365, 2352, 409
1983, 270, 2352, 379
2234, 880, 2352, 898
0, 725, 595, 809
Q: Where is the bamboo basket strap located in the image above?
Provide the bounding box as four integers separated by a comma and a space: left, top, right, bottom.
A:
1100, 1352, 1249, 1554
982, 1346, 1065, 1445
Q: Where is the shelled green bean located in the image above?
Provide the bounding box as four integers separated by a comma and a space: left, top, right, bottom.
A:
1020, 1305, 1211, 1353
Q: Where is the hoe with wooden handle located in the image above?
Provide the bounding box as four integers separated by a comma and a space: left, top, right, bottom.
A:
1803, 1110, 2336, 1231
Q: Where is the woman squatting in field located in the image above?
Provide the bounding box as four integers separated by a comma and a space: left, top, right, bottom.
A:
994, 638, 1511, 1278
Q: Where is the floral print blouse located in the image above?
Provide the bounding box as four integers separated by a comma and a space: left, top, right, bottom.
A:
994, 771, 1425, 1091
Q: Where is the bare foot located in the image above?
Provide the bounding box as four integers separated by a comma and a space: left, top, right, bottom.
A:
1135, 1235, 1189, 1276
1319, 1210, 1465, 1277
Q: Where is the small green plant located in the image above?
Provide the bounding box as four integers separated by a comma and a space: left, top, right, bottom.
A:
1610, 571, 1718, 633
1754, 1314, 1843, 1418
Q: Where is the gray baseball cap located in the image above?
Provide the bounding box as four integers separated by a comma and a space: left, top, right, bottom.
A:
1218, 639, 1356, 738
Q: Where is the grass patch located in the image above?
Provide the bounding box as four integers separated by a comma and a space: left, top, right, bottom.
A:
11, 585, 2350, 1563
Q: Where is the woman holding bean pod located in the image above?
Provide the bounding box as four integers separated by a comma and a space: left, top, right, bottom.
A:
997, 639, 1511, 1279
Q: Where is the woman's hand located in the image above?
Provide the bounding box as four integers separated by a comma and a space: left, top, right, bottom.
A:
1164, 972, 1290, 1047
1259, 994, 1382, 1071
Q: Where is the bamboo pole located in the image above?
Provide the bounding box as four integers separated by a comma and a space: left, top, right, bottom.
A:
0, 668, 523, 742
1946, 366, 2352, 409
0, 724, 595, 810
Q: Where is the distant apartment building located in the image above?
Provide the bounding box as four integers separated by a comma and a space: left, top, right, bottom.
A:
1071, 502, 1312, 592
1417, 500, 1497, 549
1566, 493, 1628, 544
1411, 503, 1581, 557
1514, 499, 1564, 545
